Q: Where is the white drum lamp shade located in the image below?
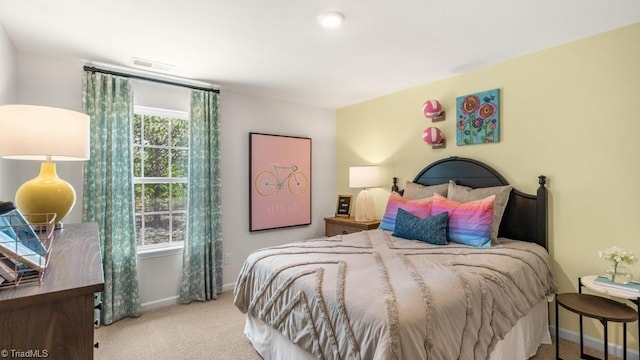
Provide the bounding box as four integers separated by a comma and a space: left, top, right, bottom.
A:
349, 166, 380, 222
0, 105, 90, 228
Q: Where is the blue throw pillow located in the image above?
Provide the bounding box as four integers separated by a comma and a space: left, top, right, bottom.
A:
392, 208, 448, 245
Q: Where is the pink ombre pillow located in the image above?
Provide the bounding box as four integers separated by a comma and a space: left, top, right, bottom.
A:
379, 192, 433, 232
446, 181, 512, 243
432, 193, 495, 248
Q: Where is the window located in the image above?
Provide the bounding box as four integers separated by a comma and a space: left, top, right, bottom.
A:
133, 106, 189, 250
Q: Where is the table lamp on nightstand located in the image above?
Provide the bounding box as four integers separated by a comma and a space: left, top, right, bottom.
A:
349, 165, 380, 222
0, 105, 90, 229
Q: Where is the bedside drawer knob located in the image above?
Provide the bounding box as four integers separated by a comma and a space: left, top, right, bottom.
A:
94, 342, 99, 349
342, 230, 348, 234
95, 303, 102, 310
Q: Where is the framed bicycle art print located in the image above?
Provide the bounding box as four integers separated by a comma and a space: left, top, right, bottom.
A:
250, 132, 312, 231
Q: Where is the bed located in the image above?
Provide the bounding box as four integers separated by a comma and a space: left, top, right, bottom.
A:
234, 156, 557, 359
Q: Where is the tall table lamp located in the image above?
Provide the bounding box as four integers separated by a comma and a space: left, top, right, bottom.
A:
349, 166, 380, 222
0, 105, 90, 229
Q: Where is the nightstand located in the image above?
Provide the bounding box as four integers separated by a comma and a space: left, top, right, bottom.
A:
324, 217, 380, 237
555, 276, 639, 360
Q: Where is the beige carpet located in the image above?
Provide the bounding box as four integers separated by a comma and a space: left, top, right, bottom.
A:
95, 291, 619, 360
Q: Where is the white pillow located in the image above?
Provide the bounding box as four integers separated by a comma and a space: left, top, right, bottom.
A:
402, 181, 448, 200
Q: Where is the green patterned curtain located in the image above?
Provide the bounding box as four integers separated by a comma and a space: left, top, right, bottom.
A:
179, 89, 222, 303
82, 71, 141, 325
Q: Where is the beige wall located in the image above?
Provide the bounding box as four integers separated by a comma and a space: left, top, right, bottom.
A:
0, 21, 18, 199
336, 23, 640, 346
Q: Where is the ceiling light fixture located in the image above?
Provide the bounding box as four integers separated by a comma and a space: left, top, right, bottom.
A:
317, 10, 345, 29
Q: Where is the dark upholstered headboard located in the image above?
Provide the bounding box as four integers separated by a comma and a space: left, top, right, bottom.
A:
410, 157, 548, 249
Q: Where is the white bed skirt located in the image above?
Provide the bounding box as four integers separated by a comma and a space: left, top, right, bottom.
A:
244, 297, 552, 360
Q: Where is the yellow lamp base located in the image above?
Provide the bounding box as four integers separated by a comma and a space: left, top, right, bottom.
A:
15, 162, 75, 229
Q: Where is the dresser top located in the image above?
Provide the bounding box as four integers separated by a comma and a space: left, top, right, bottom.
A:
0, 223, 104, 309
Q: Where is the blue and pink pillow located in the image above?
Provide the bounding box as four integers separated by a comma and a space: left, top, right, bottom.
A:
431, 193, 495, 248
446, 181, 512, 244
379, 192, 433, 231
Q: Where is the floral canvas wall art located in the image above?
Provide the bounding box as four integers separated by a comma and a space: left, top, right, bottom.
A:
456, 88, 500, 145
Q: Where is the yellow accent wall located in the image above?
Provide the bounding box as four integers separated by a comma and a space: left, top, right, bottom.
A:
336, 23, 640, 346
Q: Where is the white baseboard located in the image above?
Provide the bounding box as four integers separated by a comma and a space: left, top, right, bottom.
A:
141, 284, 236, 312
551, 325, 639, 359
141, 296, 179, 311
222, 282, 235, 292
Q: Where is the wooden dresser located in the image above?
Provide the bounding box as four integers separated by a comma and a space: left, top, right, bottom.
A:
324, 216, 380, 237
0, 223, 104, 360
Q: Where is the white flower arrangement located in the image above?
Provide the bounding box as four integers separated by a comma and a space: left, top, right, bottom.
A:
598, 246, 637, 282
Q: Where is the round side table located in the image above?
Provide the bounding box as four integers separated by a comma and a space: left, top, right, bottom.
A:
555, 277, 639, 360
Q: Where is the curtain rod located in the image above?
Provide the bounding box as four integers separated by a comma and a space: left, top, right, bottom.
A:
83, 66, 220, 93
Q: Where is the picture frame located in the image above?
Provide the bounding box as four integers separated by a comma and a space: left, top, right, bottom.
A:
335, 195, 352, 217
456, 88, 500, 145
250, 133, 312, 231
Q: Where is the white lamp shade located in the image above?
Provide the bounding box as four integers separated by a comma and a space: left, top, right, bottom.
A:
0, 104, 90, 161
349, 166, 380, 189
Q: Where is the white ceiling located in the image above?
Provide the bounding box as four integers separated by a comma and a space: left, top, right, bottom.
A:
0, 0, 638, 109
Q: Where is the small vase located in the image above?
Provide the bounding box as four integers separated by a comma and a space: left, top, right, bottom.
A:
606, 266, 633, 284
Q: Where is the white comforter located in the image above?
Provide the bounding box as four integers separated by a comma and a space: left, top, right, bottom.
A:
234, 229, 556, 360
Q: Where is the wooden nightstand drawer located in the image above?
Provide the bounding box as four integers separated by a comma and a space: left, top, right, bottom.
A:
326, 223, 361, 236
324, 217, 380, 237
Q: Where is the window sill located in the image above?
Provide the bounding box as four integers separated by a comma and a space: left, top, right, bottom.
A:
137, 244, 184, 260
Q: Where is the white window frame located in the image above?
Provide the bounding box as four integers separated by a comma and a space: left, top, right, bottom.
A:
133, 105, 189, 252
